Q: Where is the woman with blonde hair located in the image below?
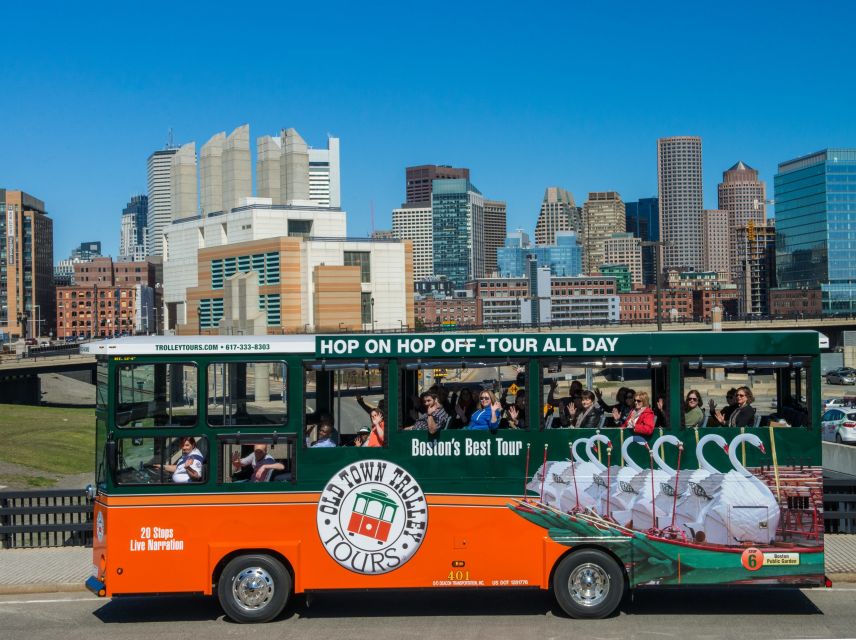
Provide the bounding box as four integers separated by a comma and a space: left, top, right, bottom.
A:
467, 389, 502, 433
613, 390, 655, 437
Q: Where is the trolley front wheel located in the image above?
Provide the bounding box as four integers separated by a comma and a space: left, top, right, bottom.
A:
552, 549, 625, 619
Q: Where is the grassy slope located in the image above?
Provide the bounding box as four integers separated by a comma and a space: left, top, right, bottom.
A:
0, 404, 94, 474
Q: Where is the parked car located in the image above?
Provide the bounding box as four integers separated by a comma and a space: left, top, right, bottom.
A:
24, 338, 37, 346
821, 408, 856, 444
826, 368, 856, 385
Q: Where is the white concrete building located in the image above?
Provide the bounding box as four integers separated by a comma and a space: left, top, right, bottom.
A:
392, 206, 433, 280
146, 147, 178, 256
658, 136, 704, 271
702, 209, 730, 278
603, 232, 643, 288
171, 142, 197, 221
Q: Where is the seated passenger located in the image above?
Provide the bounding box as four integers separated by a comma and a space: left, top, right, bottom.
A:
366, 407, 386, 447
503, 390, 527, 430
311, 424, 337, 448
614, 391, 655, 437
154, 436, 203, 483
353, 427, 371, 447
684, 390, 704, 428
709, 388, 738, 426
572, 390, 603, 428
467, 390, 501, 432
451, 388, 476, 428
231, 443, 282, 482
305, 412, 339, 446
405, 392, 449, 434
716, 386, 756, 427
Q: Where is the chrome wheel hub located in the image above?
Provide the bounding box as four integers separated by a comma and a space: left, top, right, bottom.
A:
568, 562, 609, 607
232, 566, 274, 611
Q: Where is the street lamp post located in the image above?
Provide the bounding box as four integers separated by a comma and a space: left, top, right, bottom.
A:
370, 297, 375, 333
641, 240, 666, 331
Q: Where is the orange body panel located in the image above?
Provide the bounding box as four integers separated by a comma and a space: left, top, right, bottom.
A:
91, 493, 568, 596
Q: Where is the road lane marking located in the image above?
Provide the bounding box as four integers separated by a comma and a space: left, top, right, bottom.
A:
0, 597, 97, 605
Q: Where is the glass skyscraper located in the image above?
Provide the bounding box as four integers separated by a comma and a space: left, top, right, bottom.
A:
497, 231, 582, 278
625, 197, 659, 285
775, 148, 856, 314
432, 179, 484, 287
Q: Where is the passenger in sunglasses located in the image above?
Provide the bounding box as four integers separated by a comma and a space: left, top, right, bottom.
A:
613, 390, 655, 437
684, 390, 704, 428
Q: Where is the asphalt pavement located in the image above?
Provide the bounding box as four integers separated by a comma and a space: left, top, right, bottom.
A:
3, 585, 856, 640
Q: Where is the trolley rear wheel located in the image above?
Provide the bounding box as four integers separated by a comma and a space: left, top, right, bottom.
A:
552, 549, 625, 619
217, 554, 291, 623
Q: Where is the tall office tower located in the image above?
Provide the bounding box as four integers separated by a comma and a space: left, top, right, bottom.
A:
603, 233, 643, 288
222, 124, 252, 212
625, 197, 659, 285
170, 142, 197, 222
308, 136, 341, 208
0, 190, 54, 339
281, 128, 310, 203
534, 187, 578, 246
718, 160, 766, 282
199, 132, 225, 215
735, 222, 776, 316
405, 165, 470, 207
256, 135, 282, 201
146, 147, 178, 256
483, 199, 507, 276
657, 136, 704, 272
119, 195, 149, 261
392, 206, 434, 280
702, 209, 730, 277
581, 191, 625, 274
432, 179, 485, 287
776, 148, 856, 314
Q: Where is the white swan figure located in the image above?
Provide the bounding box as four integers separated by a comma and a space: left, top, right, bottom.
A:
626, 434, 683, 531
659, 433, 729, 538
526, 459, 572, 504
687, 433, 781, 545
588, 435, 648, 522
556, 434, 610, 512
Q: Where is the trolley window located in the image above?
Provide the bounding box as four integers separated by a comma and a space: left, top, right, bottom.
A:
400, 359, 529, 430
207, 361, 288, 427
681, 357, 811, 428
304, 361, 388, 447
113, 435, 208, 485
541, 358, 668, 430
116, 362, 198, 427
218, 435, 296, 484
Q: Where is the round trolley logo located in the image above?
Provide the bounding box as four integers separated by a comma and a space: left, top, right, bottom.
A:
316, 459, 428, 575
96, 511, 105, 543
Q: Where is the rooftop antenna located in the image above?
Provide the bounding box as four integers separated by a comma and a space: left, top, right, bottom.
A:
370, 199, 375, 236
167, 128, 174, 149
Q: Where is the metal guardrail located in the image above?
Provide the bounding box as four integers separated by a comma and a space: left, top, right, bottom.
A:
0, 489, 93, 548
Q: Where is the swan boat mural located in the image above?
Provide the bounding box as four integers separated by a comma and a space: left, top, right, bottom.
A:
513, 430, 823, 586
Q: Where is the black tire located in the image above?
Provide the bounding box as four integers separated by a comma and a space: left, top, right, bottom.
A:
217, 554, 291, 623
836, 433, 843, 444
552, 549, 625, 619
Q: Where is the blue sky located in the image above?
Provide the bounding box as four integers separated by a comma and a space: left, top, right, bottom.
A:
2, 1, 854, 259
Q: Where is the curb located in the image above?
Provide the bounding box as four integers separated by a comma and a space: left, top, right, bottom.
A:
0, 583, 88, 596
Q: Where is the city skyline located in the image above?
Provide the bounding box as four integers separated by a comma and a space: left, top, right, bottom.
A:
2, 2, 855, 259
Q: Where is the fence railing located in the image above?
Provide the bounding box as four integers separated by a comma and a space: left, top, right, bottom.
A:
0, 489, 93, 548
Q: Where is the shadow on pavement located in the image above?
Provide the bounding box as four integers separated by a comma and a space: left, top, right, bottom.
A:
91, 587, 823, 624
624, 587, 823, 616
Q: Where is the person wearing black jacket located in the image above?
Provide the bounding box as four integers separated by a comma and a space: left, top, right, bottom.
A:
716, 386, 756, 427
574, 390, 603, 428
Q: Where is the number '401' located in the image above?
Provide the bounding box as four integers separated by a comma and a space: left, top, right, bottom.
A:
447, 570, 469, 580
